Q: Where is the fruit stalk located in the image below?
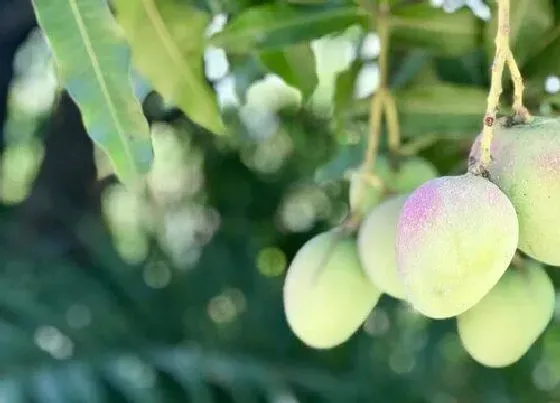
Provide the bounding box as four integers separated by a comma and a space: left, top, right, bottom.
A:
475, 0, 529, 173
476, 0, 509, 172
506, 50, 529, 121
353, 0, 390, 215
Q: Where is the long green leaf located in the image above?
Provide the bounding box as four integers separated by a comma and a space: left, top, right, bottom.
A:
209, 4, 367, 53
258, 43, 318, 100
31, 0, 154, 188
485, 0, 554, 66
347, 83, 487, 138
114, 0, 225, 135
390, 4, 481, 56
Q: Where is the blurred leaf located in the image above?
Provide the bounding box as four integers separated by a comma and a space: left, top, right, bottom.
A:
485, 0, 554, 66
435, 50, 488, 86
31, 0, 153, 188
348, 83, 487, 138
395, 83, 486, 137
388, 49, 432, 90
522, 25, 560, 96
114, 0, 225, 135
333, 59, 363, 118
259, 43, 318, 100
314, 141, 364, 184
390, 4, 481, 56
229, 55, 267, 103
209, 4, 367, 53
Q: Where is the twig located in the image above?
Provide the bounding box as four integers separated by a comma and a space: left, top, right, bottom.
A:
506, 49, 530, 121
383, 92, 400, 157
352, 0, 390, 216
472, 0, 530, 174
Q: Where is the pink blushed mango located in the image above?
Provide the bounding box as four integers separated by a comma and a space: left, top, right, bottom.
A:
470, 117, 560, 266
396, 174, 519, 319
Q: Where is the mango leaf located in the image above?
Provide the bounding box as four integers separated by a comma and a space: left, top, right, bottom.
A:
388, 49, 432, 90
333, 59, 363, 119
522, 25, 560, 96
485, 0, 554, 66
114, 0, 225, 135
390, 4, 481, 56
348, 83, 487, 138
228, 54, 267, 103
31, 0, 154, 188
209, 4, 367, 53
395, 83, 487, 137
314, 142, 364, 184
258, 43, 318, 100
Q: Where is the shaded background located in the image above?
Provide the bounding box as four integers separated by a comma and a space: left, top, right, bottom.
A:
2, 0, 560, 401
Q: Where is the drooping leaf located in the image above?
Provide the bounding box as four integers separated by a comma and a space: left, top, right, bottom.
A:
485, 0, 554, 66
390, 4, 481, 56
114, 0, 225, 135
31, 0, 154, 188
258, 43, 318, 100
209, 4, 367, 53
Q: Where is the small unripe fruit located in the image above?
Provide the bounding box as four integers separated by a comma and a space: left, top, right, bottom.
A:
470, 117, 560, 266
458, 263, 555, 368
396, 174, 519, 319
283, 231, 381, 348
349, 156, 437, 215
358, 194, 407, 299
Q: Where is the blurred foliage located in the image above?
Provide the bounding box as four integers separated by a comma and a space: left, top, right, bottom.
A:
2, 0, 560, 402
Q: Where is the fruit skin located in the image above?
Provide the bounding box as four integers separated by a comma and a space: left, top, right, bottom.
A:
349, 156, 437, 215
470, 117, 560, 266
358, 194, 408, 299
396, 174, 519, 319
283, 231, 381, 349
457, 262, 555, 368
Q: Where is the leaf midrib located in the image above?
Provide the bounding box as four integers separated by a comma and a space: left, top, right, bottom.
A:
67, 0, 135, 171
140, 0, 213, 118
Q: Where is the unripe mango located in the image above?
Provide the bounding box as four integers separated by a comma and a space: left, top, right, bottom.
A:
470, 117, 560, 266
349, 156, 437, 215
396, 174, 519, 319
283, 231, 381, 349
457, 262, 555, 368
358, 194, 408, 299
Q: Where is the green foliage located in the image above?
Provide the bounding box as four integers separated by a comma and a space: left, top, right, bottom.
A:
208, 4, 368, 52
31, 0, 153, 187
390, 3, 481, 56
258, 43, 318, 100
114, 0, 225, 135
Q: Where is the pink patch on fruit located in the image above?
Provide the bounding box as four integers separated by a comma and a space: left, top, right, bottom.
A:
396, 180, 443, 274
